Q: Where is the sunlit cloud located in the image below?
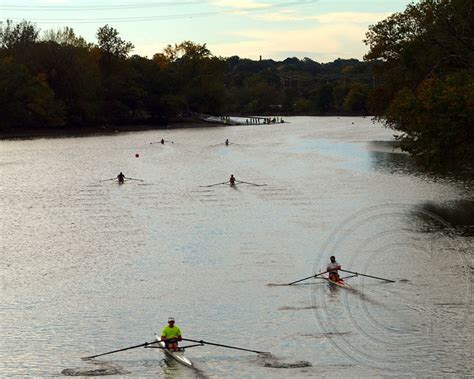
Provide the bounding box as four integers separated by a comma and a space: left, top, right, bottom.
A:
311, 12, 390, 24
256, 11, 389, 24
256, 10, 302, 21
134, 11, 392, 62
208, 22, 372, 62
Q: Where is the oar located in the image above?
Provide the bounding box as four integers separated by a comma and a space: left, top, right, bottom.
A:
339, 269, 395, 283
287, 270, 328, 285
199, 181, 229, 188
99, 178, 116, 182
146, 343, 203, 350
340, 274, 358, 280
182, 338, 269, 354
180, 343, 204, 349
236, 180, 266, 187
126, 177, 144, 182
81, 340, 160, 360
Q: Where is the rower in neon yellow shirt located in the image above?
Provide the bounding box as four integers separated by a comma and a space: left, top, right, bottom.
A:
161, 317, 182, 351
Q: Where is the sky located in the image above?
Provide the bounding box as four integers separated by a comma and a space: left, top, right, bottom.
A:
1, 0, 412, 62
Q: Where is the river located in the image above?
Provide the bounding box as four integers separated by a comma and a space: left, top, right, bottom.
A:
1, 117, 472, 377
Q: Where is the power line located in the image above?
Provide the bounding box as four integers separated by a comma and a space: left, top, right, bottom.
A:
0, 1, 202, 11
1, 0, 319, 24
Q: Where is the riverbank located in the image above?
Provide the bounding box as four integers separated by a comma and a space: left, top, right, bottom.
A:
0, 118, 224, 140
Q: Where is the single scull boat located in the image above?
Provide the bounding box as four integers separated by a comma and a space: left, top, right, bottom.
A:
156, 336, 194, 368
322, 276, 353, 289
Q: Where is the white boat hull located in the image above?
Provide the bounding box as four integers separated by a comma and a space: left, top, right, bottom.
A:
157, 339, 193, 368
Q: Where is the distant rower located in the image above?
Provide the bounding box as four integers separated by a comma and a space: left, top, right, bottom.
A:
327, 256, 341, 282
225, 139, 229, 146
161, 138, 165, 144
229, 174, 236, 186
116, 172, 125, 184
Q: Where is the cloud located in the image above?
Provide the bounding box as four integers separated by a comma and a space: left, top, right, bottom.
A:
255, 11, 389, 24
208, 20, 374, 62
310, 12, 390, 24
38, 0, 69, 3
210, 0, 270, 9
199, 12, 391, 61
255, 10, 302, 21
134, 11, 391, 63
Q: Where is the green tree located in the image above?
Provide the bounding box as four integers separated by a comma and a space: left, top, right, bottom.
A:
343, 83, 369, 113
386, 71, 474, 169
0, 19, 39, 49
42, 27, 90, 49
310, 84, 334, 114
364, 0, 474, 169
153, 41, 227, 115
0, 58, 65, 130
96, 24, 134, 58
332, 84, 348, 111
95, 25, 135, 122
293, 97, 312, 113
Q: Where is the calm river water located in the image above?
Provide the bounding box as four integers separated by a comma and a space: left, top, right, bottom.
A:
1, 117, 472, 378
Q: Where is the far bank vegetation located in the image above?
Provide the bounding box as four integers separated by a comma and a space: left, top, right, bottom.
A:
0, 0, 472, 170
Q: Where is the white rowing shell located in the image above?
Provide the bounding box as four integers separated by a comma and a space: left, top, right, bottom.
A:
157, 339, 193, 368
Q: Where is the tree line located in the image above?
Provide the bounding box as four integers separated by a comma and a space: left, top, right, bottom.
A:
0, 20, 375, 133
1, 0, 472, 170
364, 0, 473, 170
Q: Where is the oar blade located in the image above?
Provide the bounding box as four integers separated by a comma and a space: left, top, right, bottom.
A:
287, 275, 314, 286
287, 270, 328, 285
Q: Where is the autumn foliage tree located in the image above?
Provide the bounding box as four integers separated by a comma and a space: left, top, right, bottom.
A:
364, 0, 474, 169
1, 19, 378, 133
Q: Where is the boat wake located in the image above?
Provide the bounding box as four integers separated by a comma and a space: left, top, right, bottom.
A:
277, 305, 318, 311
301, 332, 351, 339
256, 354, 312, 369
61, 361, 129, 376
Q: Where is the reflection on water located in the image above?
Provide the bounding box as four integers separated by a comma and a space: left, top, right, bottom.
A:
0, 117, 472, 377
418, 200, 474, 235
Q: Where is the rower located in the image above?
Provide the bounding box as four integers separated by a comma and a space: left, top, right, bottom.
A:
326, 256, 341, 282
116, 172, 125, 184
229, 174, 236, 186
225, 139, 229, 146
161, 138, 165, 144
161, 317, 182, 352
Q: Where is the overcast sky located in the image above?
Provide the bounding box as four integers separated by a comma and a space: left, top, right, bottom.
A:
1, 0, 411, 62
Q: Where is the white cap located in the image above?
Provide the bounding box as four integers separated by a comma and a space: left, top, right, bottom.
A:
168, 317, 175, 322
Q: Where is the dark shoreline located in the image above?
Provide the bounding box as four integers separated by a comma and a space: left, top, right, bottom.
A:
0, 120, 226, 140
